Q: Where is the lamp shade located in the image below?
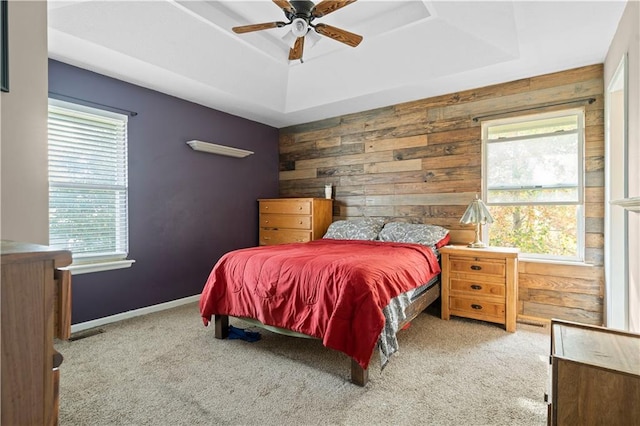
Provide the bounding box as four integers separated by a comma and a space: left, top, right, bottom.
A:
460, 196, 494, 248
460, 196, 494, 225
282, 30, 298, 48
291, 18, 308, 37
306, 29, 321, 48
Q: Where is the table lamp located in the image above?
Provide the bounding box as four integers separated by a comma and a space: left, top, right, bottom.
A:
460, 195, 494, 248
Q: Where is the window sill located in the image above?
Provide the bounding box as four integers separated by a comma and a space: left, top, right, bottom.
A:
519, 257, 594, 267
59, 259, 135, 275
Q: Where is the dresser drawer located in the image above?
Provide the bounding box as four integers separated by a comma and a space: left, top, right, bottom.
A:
449, 256, 506, 277
259, 200, 311, 215
260, 214, 311, 230
259, 229, 312, 245
450, 278, 505, 298
449, 297, 505, 321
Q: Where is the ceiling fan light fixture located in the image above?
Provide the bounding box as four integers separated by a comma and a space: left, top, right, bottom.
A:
232, 0, 362, 61
291, 17, 308, 37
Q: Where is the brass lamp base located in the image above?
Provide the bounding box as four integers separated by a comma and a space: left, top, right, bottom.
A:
467, 223, 487, 248
468, 241, 487, 248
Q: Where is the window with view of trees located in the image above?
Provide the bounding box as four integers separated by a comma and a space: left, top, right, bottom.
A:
48, 99, 129, 264
482, 109, 584, 261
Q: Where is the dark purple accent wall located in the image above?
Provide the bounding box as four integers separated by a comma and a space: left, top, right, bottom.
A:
48, 60, 279, 324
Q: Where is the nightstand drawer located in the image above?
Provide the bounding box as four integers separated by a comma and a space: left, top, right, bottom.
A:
259, 229, 311, 245
450, 278, 505, 298
449, 297, 505, 320
449, 256, 506, 277
259, 200, 311, 215
260, 214, 311, 230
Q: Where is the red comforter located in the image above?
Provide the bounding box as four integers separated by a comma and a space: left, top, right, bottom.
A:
199, 239, 441, 369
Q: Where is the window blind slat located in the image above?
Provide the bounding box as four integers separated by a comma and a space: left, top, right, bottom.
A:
49, 132, 125, 147
49, 140, 125, 156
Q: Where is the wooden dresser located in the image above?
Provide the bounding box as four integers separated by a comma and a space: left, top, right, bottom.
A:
547, 319, 640, 425
258, 198, 333, 246
1, 240, 72, 426
440, 245, 519, 332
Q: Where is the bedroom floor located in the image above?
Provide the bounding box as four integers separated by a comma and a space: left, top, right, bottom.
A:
57, 302, 550, 425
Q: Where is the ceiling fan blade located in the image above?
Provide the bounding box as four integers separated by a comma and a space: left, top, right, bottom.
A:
314, 23, 362, 47
273, 0, 295, 14
312, 0, 357, 18
289, 36, 305, 60
232, 21, 287, 34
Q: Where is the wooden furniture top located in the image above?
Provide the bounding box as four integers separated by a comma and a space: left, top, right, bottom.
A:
552, 319, 640, 377
1, 240, 72, 267
439, 245, 520, 258
257, 198, 332, 203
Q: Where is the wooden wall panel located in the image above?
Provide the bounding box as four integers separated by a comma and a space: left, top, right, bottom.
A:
279, 64, 605, 325
519, 261, 604, 325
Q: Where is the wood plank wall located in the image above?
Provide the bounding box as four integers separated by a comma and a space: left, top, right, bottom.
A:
279, 65, 605, 325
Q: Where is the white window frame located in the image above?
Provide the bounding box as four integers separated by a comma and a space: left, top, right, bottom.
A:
481, 108, 586, 262
48, 98, 135, 274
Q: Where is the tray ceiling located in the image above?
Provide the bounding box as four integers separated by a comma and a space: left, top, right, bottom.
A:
48, 1, 627, 128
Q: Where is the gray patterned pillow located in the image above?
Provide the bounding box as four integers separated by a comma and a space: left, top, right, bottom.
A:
322, 218, 385, 241
378, 222, 449, 248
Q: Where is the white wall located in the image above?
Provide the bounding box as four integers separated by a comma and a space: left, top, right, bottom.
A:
0, 0, 49, 245
604, 0, 640, 332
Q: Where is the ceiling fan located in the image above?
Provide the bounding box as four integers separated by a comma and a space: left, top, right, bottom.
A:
232, 0, 363, 62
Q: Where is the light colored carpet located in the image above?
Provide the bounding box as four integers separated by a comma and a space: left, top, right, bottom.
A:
57, 303, 550, 425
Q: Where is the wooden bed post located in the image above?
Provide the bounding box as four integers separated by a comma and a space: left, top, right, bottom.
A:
350, 359, 368, 386
214, 315, 229, 339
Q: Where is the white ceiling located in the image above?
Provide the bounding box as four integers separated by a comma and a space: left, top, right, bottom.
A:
47, 0, 627, 128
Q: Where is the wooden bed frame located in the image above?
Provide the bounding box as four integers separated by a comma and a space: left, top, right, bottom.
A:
212, 279, 441, 386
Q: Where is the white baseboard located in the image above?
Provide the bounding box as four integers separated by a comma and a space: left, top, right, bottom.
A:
70, 294, 200, 334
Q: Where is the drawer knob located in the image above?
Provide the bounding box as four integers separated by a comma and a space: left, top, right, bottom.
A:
299, 221, 303, 224
298, 206, 303, 210
470, 265, 482, 271
470, 284, 483, 290
263, 237, 271, 240
265, 220, 269, 224
471, 304, 483, 310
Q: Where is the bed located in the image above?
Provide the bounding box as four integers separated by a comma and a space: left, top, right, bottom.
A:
199, 220, 450, 385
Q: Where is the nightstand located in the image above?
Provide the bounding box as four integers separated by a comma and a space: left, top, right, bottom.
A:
440, 245, 519, 332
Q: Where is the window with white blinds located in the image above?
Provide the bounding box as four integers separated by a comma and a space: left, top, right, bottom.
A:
482, 109, 585, 261
48, 99, 129, 265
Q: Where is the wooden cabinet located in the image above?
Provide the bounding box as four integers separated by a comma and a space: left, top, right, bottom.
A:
547, 319, 640, 425
440, 245, 519, 332
258, 198, 333, 246
1, 240, 72, 426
